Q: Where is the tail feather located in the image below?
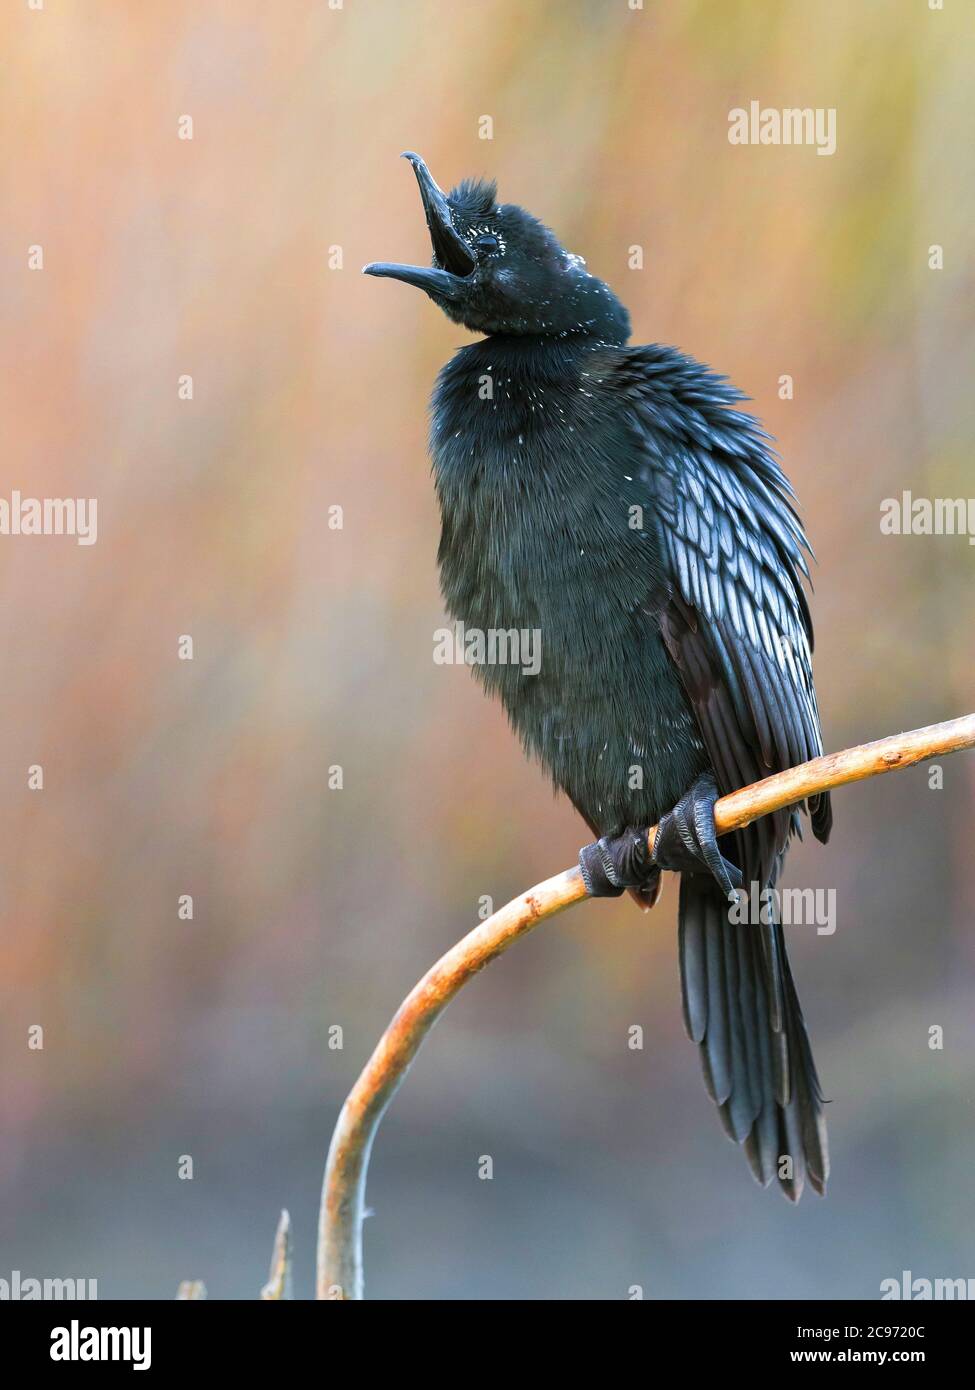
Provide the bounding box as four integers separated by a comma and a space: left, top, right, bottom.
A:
678, 872, 829, 1201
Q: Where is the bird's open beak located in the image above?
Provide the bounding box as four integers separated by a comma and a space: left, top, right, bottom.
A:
363, 152, 476, 301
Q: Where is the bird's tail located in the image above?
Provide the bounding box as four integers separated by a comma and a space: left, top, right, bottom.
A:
678, 872, 829, 1201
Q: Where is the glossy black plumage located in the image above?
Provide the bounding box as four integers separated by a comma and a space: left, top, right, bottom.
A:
365, 155, 832, 1201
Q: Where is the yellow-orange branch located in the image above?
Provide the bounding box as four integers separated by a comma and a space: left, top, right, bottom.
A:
316, 713, 975, 1299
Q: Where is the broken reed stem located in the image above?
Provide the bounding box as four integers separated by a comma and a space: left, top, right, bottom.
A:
316, 713, 975, 1300
260, 1209, 293, 1300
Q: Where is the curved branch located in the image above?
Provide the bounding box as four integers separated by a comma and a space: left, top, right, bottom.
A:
316, 713, 975, 1299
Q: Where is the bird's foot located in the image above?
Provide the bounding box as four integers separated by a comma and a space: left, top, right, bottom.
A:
649, 774, 743, 901
577, 776, 742, 903
578, 827, 661, 900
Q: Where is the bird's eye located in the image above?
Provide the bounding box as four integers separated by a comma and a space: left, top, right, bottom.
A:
474, 233, 500, 254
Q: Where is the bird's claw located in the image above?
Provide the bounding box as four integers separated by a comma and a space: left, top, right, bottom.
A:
578, 775, 741, 902
649, 774, 743, 901
579, 828, 661, 899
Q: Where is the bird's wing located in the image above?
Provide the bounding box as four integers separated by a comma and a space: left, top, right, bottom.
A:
611, 343, 831, 886
609, 344, 832, 1197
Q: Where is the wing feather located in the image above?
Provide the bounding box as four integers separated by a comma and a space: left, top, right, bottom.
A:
611, 342, 832, 1197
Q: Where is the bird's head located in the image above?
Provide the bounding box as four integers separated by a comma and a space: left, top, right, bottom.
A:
363, 152, 630, 343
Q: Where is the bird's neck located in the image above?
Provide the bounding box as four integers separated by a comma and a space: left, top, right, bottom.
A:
430, 332, 623, 490
463, 330, 612, 379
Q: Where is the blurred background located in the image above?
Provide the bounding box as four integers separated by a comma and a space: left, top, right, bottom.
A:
1, 0, 973, 1300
